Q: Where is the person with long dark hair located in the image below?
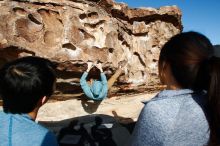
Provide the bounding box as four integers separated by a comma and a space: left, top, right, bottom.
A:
130, 31, 220, 146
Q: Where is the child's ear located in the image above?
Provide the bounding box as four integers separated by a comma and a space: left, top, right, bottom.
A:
41, 96, 48, 105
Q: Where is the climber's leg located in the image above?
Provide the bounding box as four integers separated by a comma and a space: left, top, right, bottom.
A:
107, 60, 127, 91
107, 68, 123, 91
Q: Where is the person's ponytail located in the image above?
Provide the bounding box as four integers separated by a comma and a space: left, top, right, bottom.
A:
207, 56, 220, 145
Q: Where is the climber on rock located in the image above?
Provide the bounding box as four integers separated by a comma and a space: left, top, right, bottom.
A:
80, 60, 127, 101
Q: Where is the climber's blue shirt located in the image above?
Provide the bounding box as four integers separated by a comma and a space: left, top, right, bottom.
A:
80, 72, 108, 100
0, 111, 58, 146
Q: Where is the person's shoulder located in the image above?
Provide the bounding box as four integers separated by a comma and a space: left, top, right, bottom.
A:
19, 118, 58, 145
141, 89, 194, 121
141, 89, 206, 126
11, 114, 50, 135
29, 121, 50, 133
41, 130, 58, 146
24, 119, 52, 135
0, 113, 58, 145
145, 89, 194, 105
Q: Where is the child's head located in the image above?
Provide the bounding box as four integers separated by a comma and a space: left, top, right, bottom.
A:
0, 56, 56, 114
87, 66, 101, 81
86, 60, 103, 81
159, 31, 214, 90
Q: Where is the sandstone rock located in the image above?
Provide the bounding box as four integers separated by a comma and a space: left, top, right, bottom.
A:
0, 0, 182, 95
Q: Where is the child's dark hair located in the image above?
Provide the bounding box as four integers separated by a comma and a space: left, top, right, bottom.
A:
87, 67, 101, 80
159, 31, 220, 145
0, 56, 56, 114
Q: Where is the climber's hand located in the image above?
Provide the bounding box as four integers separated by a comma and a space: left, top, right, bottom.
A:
95, 62, 103, 72
86, 61, 93, 72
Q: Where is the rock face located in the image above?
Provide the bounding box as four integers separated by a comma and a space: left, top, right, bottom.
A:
0, 0, 182, 95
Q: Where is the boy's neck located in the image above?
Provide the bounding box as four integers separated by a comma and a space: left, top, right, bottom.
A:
28, 107, 39, 120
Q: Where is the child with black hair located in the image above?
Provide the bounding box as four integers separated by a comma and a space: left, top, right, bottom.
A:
80, 60, 127, 100
0, 56, 58, 146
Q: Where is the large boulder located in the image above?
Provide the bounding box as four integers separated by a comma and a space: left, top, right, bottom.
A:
0, 0, 182, 95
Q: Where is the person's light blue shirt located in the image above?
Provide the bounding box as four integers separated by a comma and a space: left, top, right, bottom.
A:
130, 89, 210, 146
80, 72, 108, 100
0, 111, 58, 146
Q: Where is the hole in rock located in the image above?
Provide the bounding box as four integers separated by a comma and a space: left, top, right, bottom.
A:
79, 13, 86, 19
62, 43, 77, 50
28, 14, 42, 25
109, 48, 114, 53
13, 7, 27, 16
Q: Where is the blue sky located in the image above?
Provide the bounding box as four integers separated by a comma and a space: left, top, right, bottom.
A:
115, 0, 220, 45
